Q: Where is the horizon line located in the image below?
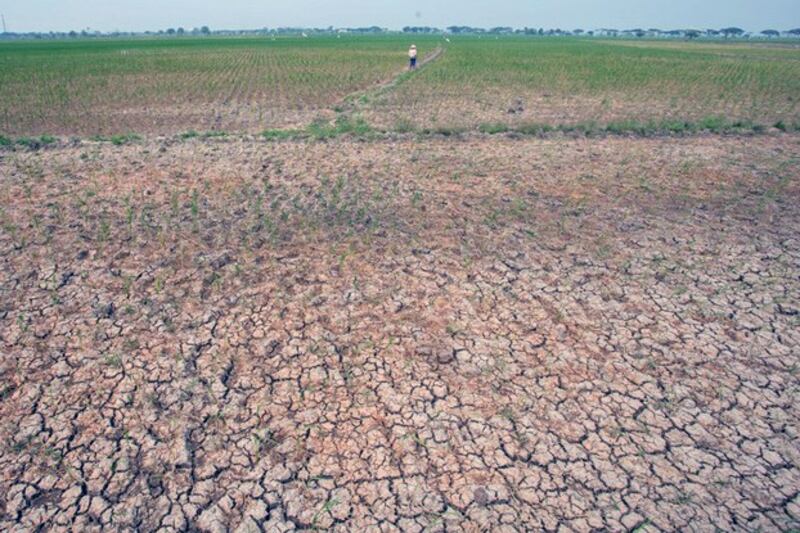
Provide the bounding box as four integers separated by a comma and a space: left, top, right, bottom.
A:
3, 24, 799, 35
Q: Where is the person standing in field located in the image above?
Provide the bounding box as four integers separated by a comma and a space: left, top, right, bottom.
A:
409, 44, 418, 69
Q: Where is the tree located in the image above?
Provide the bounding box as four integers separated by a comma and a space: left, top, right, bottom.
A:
573, 29, 584, 35
720, 27, 744, 38
166, 28, 176, 35
200, 26, 211, 35
787, 28, 800, 36
761, 29, 779, 38
177, 27, 185, 35
447, 26, 485, 34
685, 30, 701, 40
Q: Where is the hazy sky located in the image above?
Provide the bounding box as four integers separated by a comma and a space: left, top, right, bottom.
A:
1, 0, 798, 33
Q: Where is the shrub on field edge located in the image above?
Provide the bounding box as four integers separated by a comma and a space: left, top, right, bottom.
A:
111, 134, 142, 146
515, 123, 554, 136
697, 116, 728, 133
560, 121, 599, 135
0, 135, 12, 147
478, 123, 510, 134
773, 120, 799, 133
605, 120, 650, 135
89, 133, 142, 145
14, 135, 57, 149
660, 120, 694, 134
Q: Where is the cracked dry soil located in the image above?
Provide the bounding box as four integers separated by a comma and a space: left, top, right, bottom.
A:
1, 134, 799, 531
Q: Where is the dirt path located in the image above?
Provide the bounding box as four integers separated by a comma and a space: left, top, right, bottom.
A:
337, 45, 445, 113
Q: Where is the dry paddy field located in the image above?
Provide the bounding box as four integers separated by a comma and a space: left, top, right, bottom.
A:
1, 36, 800, 532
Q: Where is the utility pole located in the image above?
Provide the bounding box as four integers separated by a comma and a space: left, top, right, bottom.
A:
1, 14, 6, 34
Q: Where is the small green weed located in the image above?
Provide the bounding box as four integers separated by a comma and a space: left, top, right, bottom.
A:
110, 133, 141, 146
307, 115, 373, 140
262, 128, 303, 140
515, 123, 554, 135
479, 122, 509, 134
104, 354, 123, 368
393, 118, 416, 133
16, 135, 57, 149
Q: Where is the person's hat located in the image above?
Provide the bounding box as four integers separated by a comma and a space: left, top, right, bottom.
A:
411, 44, 417, 48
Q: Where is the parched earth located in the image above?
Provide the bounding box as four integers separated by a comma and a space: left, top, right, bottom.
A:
0, 134, 799, 531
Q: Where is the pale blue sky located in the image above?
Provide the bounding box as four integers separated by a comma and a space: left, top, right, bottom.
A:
1, 0, 798, 33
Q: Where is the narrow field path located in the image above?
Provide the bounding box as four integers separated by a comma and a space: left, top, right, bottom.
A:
336, 45, 445, 113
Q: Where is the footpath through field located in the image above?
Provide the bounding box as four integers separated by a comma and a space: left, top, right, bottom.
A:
337, 45, 445, 114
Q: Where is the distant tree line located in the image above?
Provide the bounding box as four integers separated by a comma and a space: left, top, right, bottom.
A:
2, 25, 800, 41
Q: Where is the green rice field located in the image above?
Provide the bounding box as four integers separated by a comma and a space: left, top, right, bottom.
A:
370, 37, 800, 130
1, 35, 799, 136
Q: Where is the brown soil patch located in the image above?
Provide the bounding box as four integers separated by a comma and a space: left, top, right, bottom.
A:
1, 134, 799, 530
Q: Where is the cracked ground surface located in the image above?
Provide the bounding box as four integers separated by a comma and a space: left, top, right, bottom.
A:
1, 134, 799, 531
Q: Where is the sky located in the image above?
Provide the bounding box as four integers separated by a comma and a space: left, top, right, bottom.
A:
1, 0, 798, 33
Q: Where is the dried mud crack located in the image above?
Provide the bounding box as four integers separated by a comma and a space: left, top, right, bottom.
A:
1, 134, 799, 531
